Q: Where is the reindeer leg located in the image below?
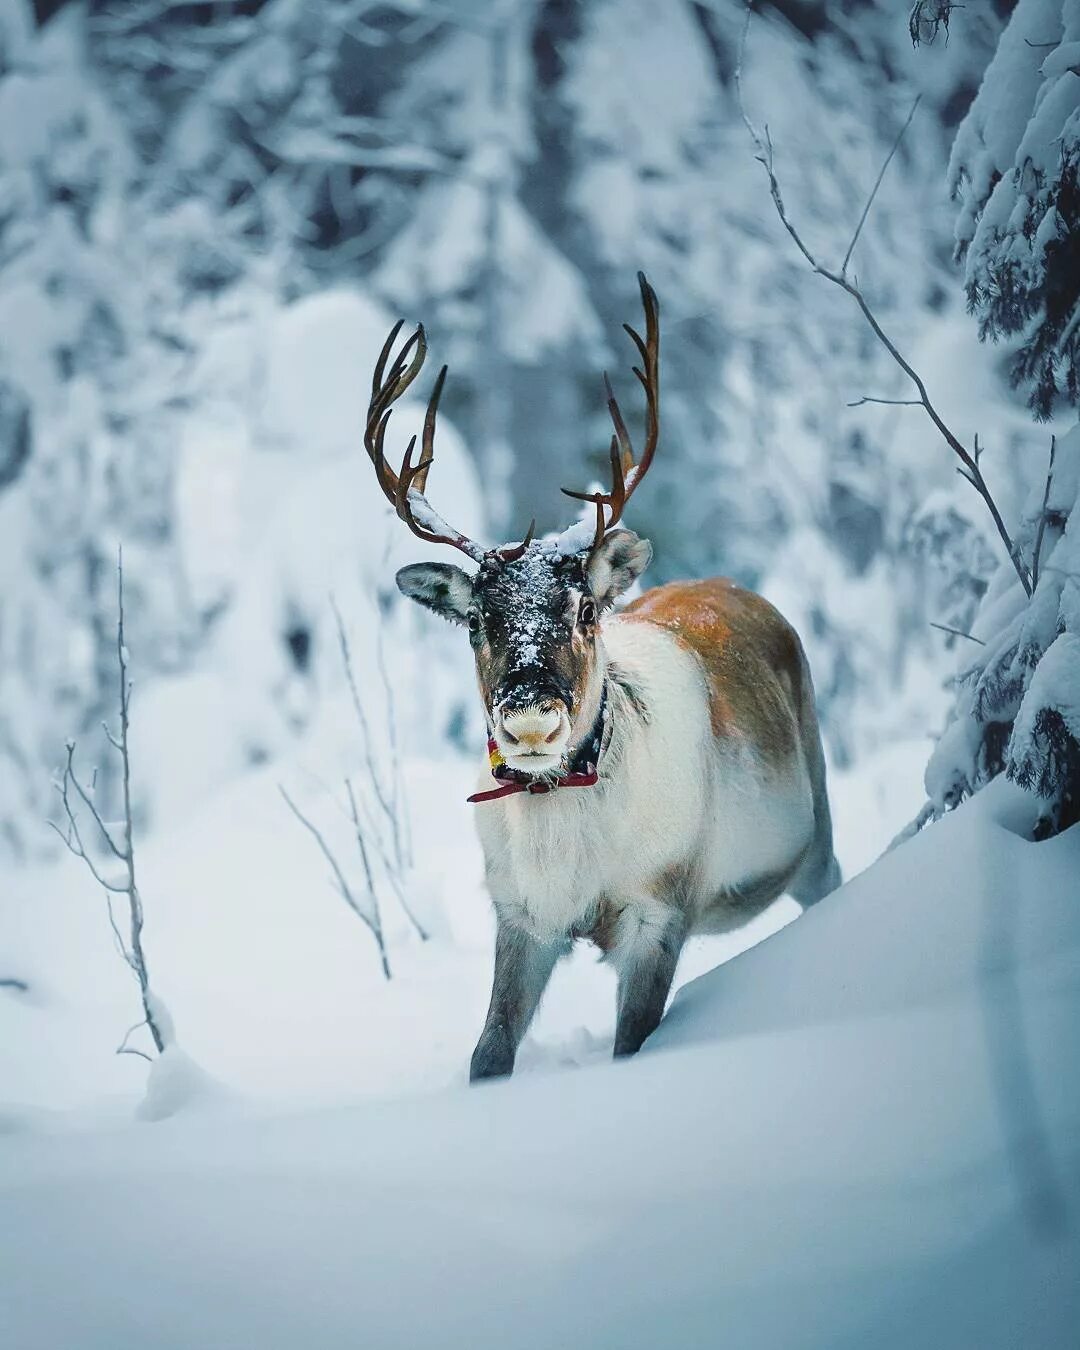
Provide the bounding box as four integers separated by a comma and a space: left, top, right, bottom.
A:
470, 913, 566, 1082
611, 899, 688, 1058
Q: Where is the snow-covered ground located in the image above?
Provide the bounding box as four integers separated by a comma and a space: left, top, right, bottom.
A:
6, 269, 1064, 1345
1, 713, 930, 1119
2, 777, 1076, 1348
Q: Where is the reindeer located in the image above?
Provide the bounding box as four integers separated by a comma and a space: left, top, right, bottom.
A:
362, 274, 841, 1080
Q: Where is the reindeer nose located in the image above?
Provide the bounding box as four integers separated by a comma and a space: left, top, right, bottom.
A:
499, 703, 565, 749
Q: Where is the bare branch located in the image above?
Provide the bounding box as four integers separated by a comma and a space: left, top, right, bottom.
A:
66, 753, 125, 860
930, 622, 986, 645
49, 783, 127, 895
329, 596, 400, 851
375, 603, 412, 873
117, 1046, 154, 1064
344, 778, 391, 978
737, 1, 1032, 599
117, 1018, 151, 1059
887, 800, 937, 852
345, 773, 427, 954
280, 784, 391, 978
1031, 435, 1056, 592
847, 396, 922, 408
280, 786, 367, 925
106, 893, 136, 970
52, 548, 167, 1057
331, 594, 427, 942
842, 96, 921, 278
115, 549, 166, 1055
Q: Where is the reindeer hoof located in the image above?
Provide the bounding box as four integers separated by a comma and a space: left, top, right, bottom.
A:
470, 1027, 515, 1082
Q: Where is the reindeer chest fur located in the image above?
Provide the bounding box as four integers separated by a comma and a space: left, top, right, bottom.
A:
473, 620, 815, 943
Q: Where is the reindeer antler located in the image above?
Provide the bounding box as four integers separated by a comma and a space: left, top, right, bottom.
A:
561, 271, 660, 553
365, 322, 486, 562
365, 323, 535, 565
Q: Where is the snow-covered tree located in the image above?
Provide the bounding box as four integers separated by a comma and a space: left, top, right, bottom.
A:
924, 0, 1080, 836
948, 0, 1080, 419
0, 0, 1032, 855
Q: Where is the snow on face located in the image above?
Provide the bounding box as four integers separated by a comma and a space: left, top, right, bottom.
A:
471, 541, 592, 714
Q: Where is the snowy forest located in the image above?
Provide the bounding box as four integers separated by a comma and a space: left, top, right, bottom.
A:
1, 0, 1078, 1346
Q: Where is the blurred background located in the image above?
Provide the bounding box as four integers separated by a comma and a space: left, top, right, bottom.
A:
0, 0, 1059, 1108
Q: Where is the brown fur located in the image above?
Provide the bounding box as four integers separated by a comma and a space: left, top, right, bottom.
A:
621, 578, 804, 761
573, 864, 702, 952
573, 898, 624, 952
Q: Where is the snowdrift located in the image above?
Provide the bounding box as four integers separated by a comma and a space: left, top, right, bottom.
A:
1, 779, 1076, 1349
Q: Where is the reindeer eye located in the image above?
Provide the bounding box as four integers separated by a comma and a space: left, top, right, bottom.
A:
467, 611, 481, 636
579, 599, 597, 627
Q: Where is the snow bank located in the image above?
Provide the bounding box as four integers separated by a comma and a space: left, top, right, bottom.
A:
1, 780, 1076, 1349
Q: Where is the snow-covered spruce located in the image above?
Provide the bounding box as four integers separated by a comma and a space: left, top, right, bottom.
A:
949, 0, 1080, 418
926, 425, 1080, 835
918, 1, 1080, 838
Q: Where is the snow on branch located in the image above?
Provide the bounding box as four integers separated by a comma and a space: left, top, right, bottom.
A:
736, 1, 1034, 601
946, 0, 1078, 418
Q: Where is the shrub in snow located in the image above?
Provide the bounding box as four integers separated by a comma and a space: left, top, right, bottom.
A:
52, 552, 213, 1113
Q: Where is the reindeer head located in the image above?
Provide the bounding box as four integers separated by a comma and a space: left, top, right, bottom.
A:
365, 274, 659, 776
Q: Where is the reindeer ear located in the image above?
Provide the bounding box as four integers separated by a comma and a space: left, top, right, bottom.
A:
396, 563, 474, 625
586, 529, 652, 608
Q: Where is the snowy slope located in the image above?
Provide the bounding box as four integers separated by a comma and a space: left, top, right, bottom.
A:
1, 779, 1076, 1350
0, 719, 927, 1117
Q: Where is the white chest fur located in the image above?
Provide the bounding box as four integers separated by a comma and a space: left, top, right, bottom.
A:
473, 618, 814, 941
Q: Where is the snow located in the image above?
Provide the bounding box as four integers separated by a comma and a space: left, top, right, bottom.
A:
1, 779, 1077, 1349
948, 0, 1062, 245
137, 1045, 227, 1124
1010, 632, 1080, 765
2, 3, 1076, 1340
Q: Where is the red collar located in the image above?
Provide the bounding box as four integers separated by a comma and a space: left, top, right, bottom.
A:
467, 752, 599, 804
468, 690, 608, 805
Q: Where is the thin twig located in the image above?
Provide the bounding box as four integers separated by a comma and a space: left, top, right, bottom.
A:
51, 547, 168, 1057
345, 778, 391, 978
375, 608, 412, 872
50, 773, 126, 895
106, 893, 136, 970
66, 762, 125, 860
848, 396, 922, 408
329, 596, 401, 857
842, 95, 921, 278
116, 550, 165, 1054
280, 785, 391, 978
117, 1046, 154, 1063
887, 799, 937, 852
349, 777, 427, 943
930, 621, 986, 645
331, 592, 426, 941
1031, 434, 1056, 592
736, 2, 1032, 600
116, 1018, 152, 1060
